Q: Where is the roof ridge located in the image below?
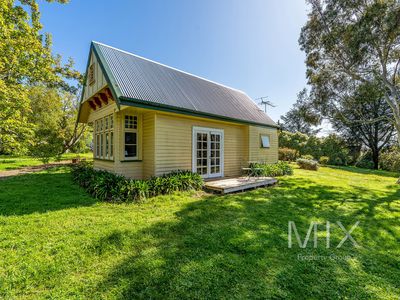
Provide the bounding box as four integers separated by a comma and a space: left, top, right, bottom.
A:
91, 41, 247, 95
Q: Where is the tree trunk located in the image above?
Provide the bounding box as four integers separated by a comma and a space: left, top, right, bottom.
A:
396, 123, 400, 184
371, 149, 379, 170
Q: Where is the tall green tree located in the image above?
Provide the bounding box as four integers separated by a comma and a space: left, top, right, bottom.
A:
331, 82, 395, 169
28, 86, 89, 162
299, 0, 400, 179
0, 0, 81, 154
280, 88, 321, 135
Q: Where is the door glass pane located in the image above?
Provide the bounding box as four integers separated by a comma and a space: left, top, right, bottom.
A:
195, 131, 223, 176
209, 133, 222, 175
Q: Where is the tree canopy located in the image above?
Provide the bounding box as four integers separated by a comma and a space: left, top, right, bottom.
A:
299, 0, 400, 145
280, 88, 321, 135
331, 81, 395, 168
0, 0, 82, 155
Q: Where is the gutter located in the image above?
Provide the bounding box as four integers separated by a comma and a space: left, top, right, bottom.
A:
119, 96, 279, 129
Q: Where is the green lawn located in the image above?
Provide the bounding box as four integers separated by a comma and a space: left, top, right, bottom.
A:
0, 166, 399, 299
0, 152, 93, 171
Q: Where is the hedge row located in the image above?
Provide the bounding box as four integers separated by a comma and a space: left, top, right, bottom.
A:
71, 162, 203, 202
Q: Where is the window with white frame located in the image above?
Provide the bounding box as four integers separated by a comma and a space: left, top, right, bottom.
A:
124, 115, 138, 159
94, 114, 114, 160
260, 135, 270, 148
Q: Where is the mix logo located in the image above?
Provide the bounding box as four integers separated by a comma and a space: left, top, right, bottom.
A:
288, 221, 360, 249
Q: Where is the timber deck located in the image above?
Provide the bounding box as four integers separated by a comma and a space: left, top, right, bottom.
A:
204, 176, 277, 194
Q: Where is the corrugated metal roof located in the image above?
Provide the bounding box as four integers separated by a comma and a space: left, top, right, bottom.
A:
93, 41, 277, 127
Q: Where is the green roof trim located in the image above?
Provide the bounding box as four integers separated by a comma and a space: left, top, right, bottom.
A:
119, 96, 279, 129
76, 43, 97, 124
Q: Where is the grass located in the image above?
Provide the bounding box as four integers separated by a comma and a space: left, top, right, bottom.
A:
0, 166, 399, 299
0, 152, 93, 171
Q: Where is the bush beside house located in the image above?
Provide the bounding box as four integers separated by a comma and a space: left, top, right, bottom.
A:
248, 161, 293, 177
71, 162, 203, 202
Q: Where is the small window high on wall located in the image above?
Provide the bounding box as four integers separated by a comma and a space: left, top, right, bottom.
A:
124, 115, 138, 159
88, 63, 95, 85
260, 135, 270, 148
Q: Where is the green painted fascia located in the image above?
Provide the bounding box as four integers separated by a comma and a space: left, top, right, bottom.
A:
91, 42, 122, 110
119, 96, 279, 129
76, 43, 95, 124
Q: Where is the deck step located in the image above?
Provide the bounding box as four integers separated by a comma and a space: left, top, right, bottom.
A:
204, 177, 277, 194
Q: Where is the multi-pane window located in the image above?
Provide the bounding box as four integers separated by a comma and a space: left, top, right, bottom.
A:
94, 114, 114, 160
124, 115, 138, 159
125, 115, 137, 129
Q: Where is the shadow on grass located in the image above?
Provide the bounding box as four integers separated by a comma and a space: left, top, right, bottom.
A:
92, 177, 400, 299
0, 167, 96, 216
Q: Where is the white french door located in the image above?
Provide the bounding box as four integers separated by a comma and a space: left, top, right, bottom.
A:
192, 127, 224, 178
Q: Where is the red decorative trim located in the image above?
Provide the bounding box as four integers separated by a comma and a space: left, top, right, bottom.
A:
88, 100, 96, 110
99, 92, 109, 104
105, 88, 114, 101
94, 96, 102, 108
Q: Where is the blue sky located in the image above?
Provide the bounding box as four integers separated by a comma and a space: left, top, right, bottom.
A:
40, 0, 309, 122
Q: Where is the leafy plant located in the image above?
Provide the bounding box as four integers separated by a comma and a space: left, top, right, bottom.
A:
319, 156, 329, 165
249, 161, 293, 177
71, 163, 203, 202
380, 148, 400, 172
278, 148, 298, 162
355, 151, 374, 169
300, 154, 314, 160
297, 158, 318, 171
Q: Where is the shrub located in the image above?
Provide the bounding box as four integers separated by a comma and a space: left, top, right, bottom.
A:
321, 134, 348, 166
71, 163, 203, 202
279, 131, 349, 164
355, 151, 374, 169
279, 131, 308, 155
249, 161, 293, 177
300, 154, 314, 160
380, 148, 400, 172
278, 148, 298, 161
319, 156, 329, 165
297, 158, 318, 171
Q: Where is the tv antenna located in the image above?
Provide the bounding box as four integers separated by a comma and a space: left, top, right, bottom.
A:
255, 96, 275, 113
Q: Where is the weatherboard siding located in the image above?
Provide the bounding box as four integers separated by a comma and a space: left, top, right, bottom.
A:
248, 126, 279, 163
83, 50, 107, 102
113, 109, 143, 179
142, 112, 156, 178
85, 101, 277, 179
154, 113, 248, 177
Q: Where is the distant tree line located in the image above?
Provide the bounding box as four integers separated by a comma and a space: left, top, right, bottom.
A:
280, 0, 399, 172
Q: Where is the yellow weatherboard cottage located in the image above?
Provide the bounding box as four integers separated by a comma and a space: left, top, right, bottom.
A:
77, 42, 279, 179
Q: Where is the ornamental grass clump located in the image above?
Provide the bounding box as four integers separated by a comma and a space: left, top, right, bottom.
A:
71, 162, 203, 202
